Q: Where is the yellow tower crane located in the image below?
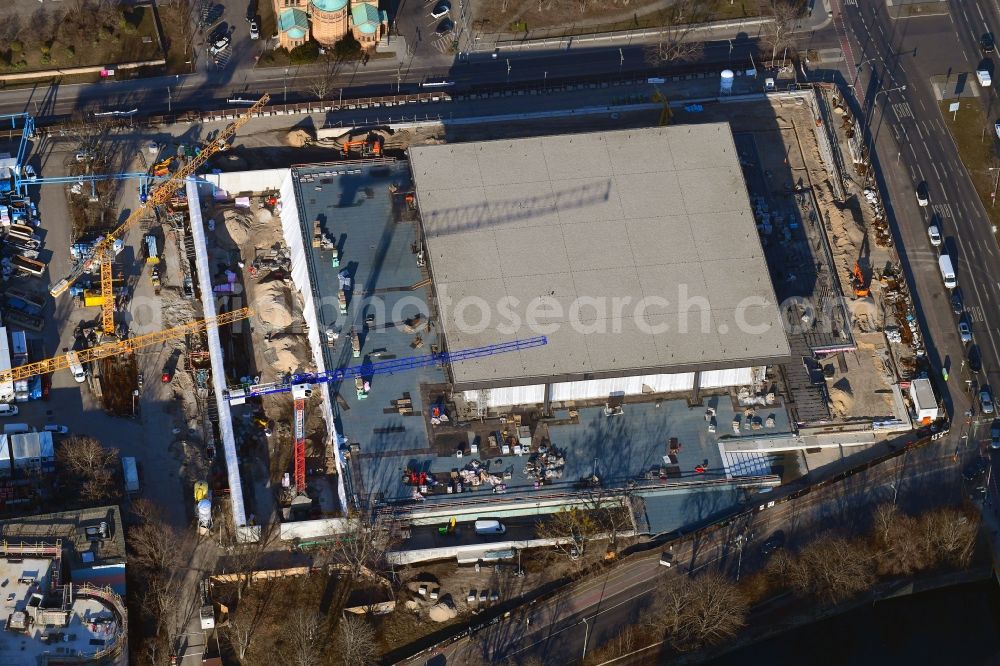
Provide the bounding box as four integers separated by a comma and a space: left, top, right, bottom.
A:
0, 308, 252, 385
50, 94, 272, 340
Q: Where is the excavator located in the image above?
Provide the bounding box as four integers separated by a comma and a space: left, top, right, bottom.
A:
850, 234, 871, 298
342, 132, 384, 158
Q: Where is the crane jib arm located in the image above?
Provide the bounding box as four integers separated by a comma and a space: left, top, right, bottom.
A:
48, 94, 271, 298
0, 307, 252, 384
225, 336, 548, 401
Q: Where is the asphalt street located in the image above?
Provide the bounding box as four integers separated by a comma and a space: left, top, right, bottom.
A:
2, 31, 765, 121
833, 2, 1000, 420
416, 440, 961, 665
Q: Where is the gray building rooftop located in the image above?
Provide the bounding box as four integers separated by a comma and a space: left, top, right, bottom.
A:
409, 124, 792, 390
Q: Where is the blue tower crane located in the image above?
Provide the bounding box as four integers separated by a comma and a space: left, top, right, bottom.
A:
225, 336, 548, 404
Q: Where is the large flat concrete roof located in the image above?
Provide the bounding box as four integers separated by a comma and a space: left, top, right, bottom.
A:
410, 125, 792, 389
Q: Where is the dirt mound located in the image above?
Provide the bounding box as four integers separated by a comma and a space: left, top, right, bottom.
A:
217, 208, 254, 248
286, 129, 312, 147
265, 332, 309, 374
828, 384, 854, 418
254, 281, 293, 330
428, 602, 457, 622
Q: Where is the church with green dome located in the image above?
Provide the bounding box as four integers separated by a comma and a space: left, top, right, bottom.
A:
273, 0, 387, 51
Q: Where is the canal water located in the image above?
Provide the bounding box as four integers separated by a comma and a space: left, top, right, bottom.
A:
710, 579, 1000, 665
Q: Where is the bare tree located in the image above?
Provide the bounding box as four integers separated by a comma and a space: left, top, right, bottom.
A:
57, 436, 119, 501
307, 52, 341, 101
651, 573, 748, 651
758, 0, 800, 62
333, 615, 377, 666
540, 506, 600, 559
289, 607, 327, 666
220, 522, 279, 602
225, 583, 276, 663
921, 507, 978, 567
647, 0, 706, 64
329, 514, 398, 584
779, 534, 875, 604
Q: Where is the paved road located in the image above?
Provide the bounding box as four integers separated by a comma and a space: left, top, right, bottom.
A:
1, 28, 765, 120
412, 440, 959, 665
835, 2, 998, 417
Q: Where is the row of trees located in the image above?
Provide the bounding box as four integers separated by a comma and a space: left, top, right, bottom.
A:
651, 0, 802, 66
585, 502, 980, 662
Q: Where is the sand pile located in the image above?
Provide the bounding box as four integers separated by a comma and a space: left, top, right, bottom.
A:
254, 281, 294, 330
219, 209, 253, 248
828, 387, 854, 417
428, 602, 457, 622
265, 332, 309, 374
286, 129, 311, 147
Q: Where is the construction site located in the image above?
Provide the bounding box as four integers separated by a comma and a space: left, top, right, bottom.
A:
0, 77, 946, 556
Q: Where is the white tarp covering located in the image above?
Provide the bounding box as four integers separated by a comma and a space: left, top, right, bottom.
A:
279, 172, 347, 510
188, 178, 249, 530
206, 168, 289, 196
700, 367, 758, 389
550, 373, 697, 402
463, 385, 545, 409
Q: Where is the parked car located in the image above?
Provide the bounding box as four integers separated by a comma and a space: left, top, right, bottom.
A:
43, 424, 68, 434
927, 224, 941, 246
760, 530, 786, 558
951, 289, 964, 315
435, 18, 454, 35
964, 456, 990, 480
916, 182, 929, 206
984, 33, 996, 53
659, 551, 674, 567
0, 404, 18, 417
959, 319, 973, 343
995, 121, 1000, 140
981, 388, 995, 414
249, 20, 259, 39
22, 165, 36, 181
74, 151, 94, 163
210, 35, 231, 56
430, 2, 450, 18
978, 69, 992, 87
969, 345, 983, 373
992, 422, 1000, 449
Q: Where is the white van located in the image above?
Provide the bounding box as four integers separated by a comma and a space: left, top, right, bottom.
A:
66, 351, 86, 383
978, 69, 993, 87
939, 254, 957, 290
474, 519, 506, 535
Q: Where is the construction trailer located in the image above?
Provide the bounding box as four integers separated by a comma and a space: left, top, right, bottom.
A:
909, 378, 941, 424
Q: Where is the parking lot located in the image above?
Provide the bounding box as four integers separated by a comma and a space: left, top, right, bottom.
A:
4, 135, 215, 531
393, 0, 466, 59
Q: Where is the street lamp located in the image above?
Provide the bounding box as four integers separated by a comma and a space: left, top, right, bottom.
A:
851, 56, 879, 91
506, 58, 511, 83
284, 67, 289, 103
989, 167, 1000, 207
864, 84, 907, 185
619, 47, 624, 73
167, 86, 172, 113
132, 389, 139, 417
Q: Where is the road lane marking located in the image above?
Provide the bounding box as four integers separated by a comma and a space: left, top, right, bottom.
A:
980, 3, 987, 20
923, 142, 933, 160
916, 122, 925, 139
932, 162, 942, 180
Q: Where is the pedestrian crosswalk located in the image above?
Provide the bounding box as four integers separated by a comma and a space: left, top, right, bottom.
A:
892, 102, 914, 121
931, 203, 954, 220
968, 305, 986, 324
428, 35, 454, 55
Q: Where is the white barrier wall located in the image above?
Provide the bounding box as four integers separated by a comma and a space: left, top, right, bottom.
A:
278, 172, 348, 510
187, 178, 249, 531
